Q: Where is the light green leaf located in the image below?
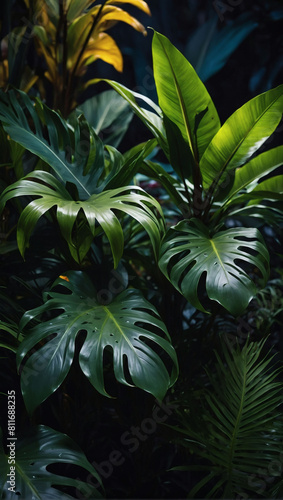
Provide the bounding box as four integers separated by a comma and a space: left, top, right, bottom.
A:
249, 174, 283, 197
224, 146, 283, 202
152, 30, 221, 163
159, 219, 269, 316
0, 424, 102, 499
200, 85, 283, 191
0, 170, 164, 266
17, 272, 178, 412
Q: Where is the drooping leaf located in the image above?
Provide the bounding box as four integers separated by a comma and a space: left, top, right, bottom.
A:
152, 30, 221, 163
17, 272, 178, 412
159, 219, 269, 316
0, 90, 105, 199
0, 170, 164, 266
0, 424, 102, 499
200, 85, 283, 191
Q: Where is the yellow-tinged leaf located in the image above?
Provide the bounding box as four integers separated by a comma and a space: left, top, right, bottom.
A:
0, 60, 9, 88
66, 0, 96, 22
20, 69, 39, 93
35, 42, 58, 82
96, 6, 147, 35
81, 32, 123, 72
105, 0, 151, 16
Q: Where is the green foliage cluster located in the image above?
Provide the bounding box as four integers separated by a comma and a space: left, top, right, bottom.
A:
0, 2, 283, 499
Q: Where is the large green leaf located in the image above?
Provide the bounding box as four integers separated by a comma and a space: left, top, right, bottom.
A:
0, 424, 102, 499
17, 272, 178, 413
0, 90, 105, 200
159, 219, 269, 316
152, 31, 221, 163
200, 85, 283, 191
0, 170, 164, 266
170, 339, 283, 498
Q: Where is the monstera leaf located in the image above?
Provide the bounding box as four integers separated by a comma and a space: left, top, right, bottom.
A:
0, 90, 105, 199
17, 272, 178, 413
159, 219, 269, 316
0, 425, 102, 499
0, 170, 164, 266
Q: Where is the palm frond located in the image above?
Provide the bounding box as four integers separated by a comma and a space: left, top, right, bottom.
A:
172, 339, 283, 498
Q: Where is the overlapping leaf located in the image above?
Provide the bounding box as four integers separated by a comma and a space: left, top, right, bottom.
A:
0, 90, 105, 199
0, 170, 164, 266
159, 219, 269, 316
17, 272, 178, 413
200, 85, 283, 192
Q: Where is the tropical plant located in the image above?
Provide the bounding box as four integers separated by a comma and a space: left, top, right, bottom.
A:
104, 30, 283, 316
169, 339, 283, 498
0, 11, 283, 499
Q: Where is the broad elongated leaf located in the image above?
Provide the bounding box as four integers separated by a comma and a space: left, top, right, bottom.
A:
152, 31, 221, 163
0, 425, 102, 499
102, 80, 168, 153
171, 339, 283, 498
224, 146, 283, 202
17, 272, 178, 412
159, 219, 269, 316
0, 170, 164, 266
200, 85, 283, 191
0, 90, 105, 199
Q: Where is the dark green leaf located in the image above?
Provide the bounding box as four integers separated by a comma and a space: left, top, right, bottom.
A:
17, 272, 178, 412
0, 425, 102, 499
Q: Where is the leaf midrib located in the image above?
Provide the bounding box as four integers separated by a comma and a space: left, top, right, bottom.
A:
227, 361, 247, 490
158, 36, 196, 159
15, 462, 41, 499
103, 306, 136, 353
210, 238, 229, 281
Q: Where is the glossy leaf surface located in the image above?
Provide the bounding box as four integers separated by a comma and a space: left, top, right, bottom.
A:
159, 219, 269, 316
152, 31, 221, 162
0, 425, 102, 499
17, 272, 178, 412
0, 170, 164, 266
0, 90, 105, 199
200, 85, 283, 190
